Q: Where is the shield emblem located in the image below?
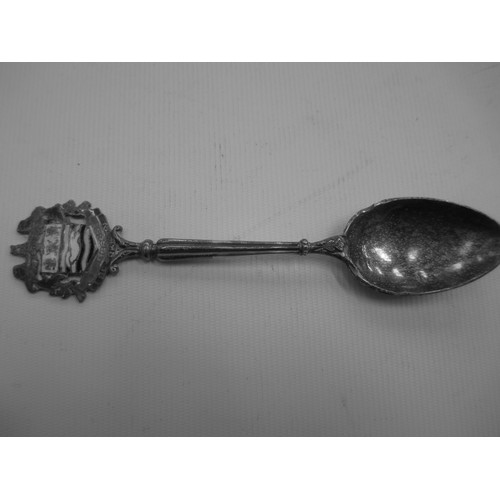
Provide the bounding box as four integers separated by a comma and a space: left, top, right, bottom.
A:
11, 200, 111, 302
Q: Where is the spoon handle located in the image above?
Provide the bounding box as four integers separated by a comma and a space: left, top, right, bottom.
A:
109, 226, 346, 273
155, 238, 304, 260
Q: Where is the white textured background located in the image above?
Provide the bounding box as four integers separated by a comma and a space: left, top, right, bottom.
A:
1, 63, 499, 436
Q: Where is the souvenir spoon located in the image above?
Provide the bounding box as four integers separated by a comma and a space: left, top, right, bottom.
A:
10, 198, 500, 302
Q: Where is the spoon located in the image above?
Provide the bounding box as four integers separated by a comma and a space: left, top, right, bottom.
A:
10, 198, 500, 302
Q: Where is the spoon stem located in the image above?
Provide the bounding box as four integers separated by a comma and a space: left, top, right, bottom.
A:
155, 238, 304, 260
109, 226, 346, 273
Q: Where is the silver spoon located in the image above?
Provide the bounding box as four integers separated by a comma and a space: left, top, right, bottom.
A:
10, 197, 500, 302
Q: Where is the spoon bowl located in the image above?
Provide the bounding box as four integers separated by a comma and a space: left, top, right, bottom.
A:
342, 198, 500, 295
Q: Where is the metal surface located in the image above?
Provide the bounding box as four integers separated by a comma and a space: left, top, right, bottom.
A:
10, 198, 500, 301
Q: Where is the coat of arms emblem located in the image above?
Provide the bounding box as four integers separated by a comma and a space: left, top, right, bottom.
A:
11, 201, 111, 302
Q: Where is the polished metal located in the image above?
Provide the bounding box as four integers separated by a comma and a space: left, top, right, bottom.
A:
10, 198, 500, 301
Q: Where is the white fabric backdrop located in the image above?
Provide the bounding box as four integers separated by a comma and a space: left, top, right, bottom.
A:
1, 63, 500, 436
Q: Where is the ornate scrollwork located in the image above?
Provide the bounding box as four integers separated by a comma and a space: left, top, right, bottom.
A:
310, 235, 346, 258
108, 226, 157, 275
